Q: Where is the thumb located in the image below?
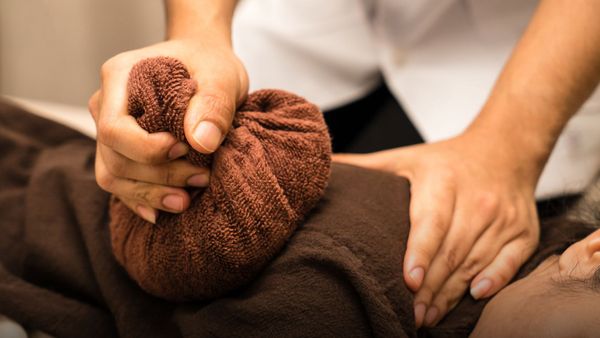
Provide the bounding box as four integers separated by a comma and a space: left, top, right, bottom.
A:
333, 147, 415, 174
184, 85, 237, 154
332, 153, 383, 170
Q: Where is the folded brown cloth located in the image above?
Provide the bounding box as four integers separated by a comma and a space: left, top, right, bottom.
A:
109, 57, 332, 301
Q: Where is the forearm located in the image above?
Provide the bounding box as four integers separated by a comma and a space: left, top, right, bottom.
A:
468, 0, 600, 180
165, 0, 238, 45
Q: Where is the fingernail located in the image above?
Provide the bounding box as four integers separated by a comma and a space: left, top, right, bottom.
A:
470, 278, 492, 299
136, 205, 156, 224
168, 142, 188, 160
162, 194, 184, 212
424, 306, 439, 327
414, 303, 426, 328
187, 174, 209, 187
409, 267, 424, 288
193, 121, 222, 153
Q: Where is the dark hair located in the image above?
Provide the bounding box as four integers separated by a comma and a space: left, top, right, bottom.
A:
549, 181, 600, 294
552, 258, 600, 295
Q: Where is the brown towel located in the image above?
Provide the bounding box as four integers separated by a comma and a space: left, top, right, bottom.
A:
108, 57, 332, 301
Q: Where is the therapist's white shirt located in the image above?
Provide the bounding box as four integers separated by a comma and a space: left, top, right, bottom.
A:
232, 0, 600, 199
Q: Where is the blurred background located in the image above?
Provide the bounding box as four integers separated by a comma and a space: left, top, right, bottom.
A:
0, 0, 165, 106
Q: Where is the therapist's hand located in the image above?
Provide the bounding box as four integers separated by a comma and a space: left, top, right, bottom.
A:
90, 38, 248, 223
333, 130, 540, 327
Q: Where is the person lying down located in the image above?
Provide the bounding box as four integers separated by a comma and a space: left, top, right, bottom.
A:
472, 199, 600, 338
0, 58, 599, 338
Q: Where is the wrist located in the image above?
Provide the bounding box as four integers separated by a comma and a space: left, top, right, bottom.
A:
463, 104, 557, 186
165, 0, 236, 47
167, 21, 233, 48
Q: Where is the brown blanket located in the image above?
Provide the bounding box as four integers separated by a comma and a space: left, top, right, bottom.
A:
0, 100, 590, 338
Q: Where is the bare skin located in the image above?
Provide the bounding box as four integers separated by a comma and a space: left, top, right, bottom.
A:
471, 228, 600, 337
90, 0, 247, 223
335, 0, 600, 326
91, 0, 600, 327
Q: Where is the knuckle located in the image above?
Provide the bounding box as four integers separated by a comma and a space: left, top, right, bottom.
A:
137, 148, 164, 165
429, 217, 447, 234
97, 119, 117, 147
410, 210, 426, 227
410, 245, 434, 264
513, 225, 539, 244
88, 92, 100, 119
100, 54, 127, 80
100, 60, 116, 81
105, 155, 127, 177
503, 205, 518, 225
461, 255, 484, 279
441, 248, 459, 274
132, 184, 153, 203
96, 170, 114, 191
200, 91, 236, 126
477, 192, 500, 218
412, 212, 446, 234
438, 167, 457, 182
132, 184, 167, 208
498, 254, 519, 280
162, 167, 178, 186
138, 133, 173, 164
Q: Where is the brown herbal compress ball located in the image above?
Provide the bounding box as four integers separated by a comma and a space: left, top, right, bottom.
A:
109, 57, 332, 301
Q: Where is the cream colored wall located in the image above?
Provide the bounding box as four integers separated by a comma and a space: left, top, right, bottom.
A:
0, 0, 165, 106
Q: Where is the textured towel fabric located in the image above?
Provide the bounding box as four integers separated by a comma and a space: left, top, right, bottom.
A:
108, 57, 332, 301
